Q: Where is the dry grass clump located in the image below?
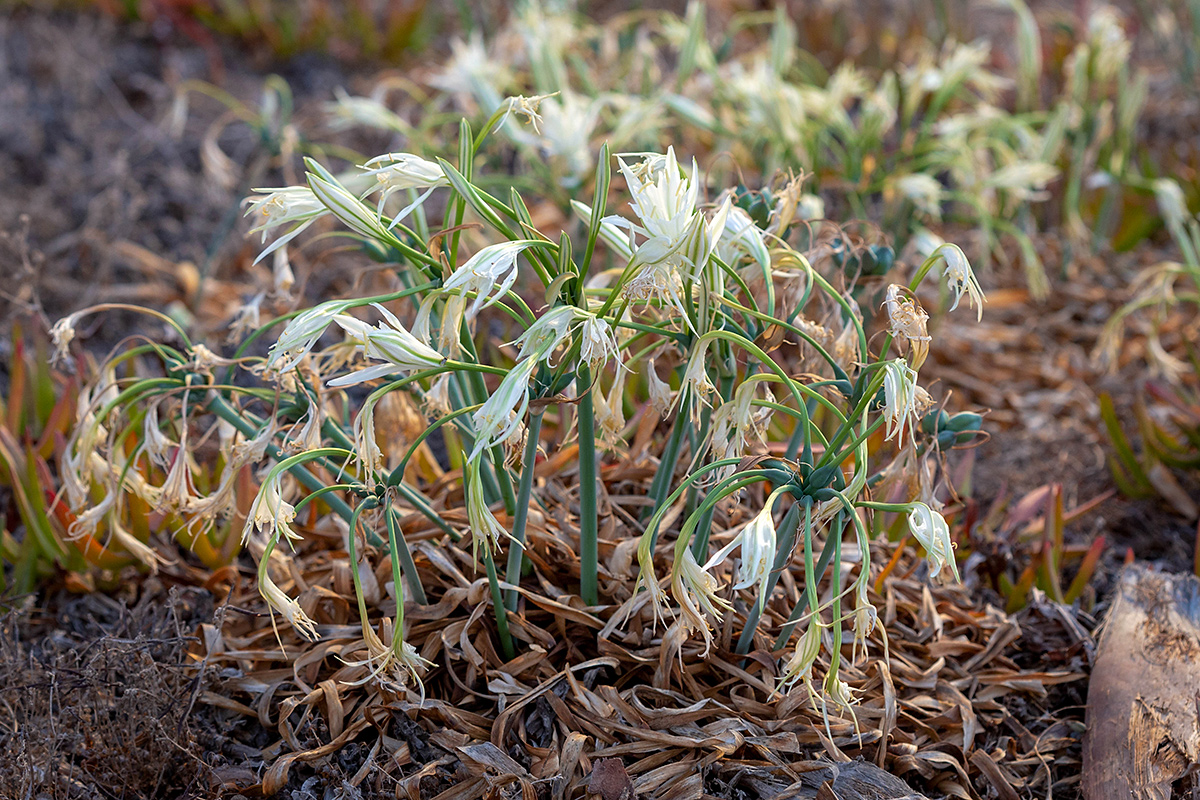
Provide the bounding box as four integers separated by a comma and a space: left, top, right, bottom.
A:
0, 587, 214, 800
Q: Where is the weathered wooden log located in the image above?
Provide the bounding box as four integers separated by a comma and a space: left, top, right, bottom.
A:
1083, 565, 1200, 799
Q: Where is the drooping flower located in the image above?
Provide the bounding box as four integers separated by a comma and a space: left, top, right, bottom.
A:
882, 359, 922, 445
471, 357, 538, 459
934, 244, 985, 321
703, 504, 778, 609
242, 470, 300, 546
352, 394, 385, 477
259, 557, 318, 641
645, 357, 675, 418
670, 548, 732, 656
465, 456, 508, 563
907, 502, 959, 580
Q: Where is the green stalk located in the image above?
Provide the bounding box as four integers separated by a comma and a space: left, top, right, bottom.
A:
642, 410, 689, 522
386, 504, 427, 605
484, 549, 516, 660
577, 363, 600, 606
504, 409, 545, 611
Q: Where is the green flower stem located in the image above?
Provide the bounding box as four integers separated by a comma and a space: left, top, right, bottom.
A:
641, 409, 689, 523
735, 500, 802, 655
577, 363, 600, 606
483, 549, 516, 661
717, 298, 846, 382
387, 405, 478, 488
504, 409, 545, 612
347, 498, 379, 639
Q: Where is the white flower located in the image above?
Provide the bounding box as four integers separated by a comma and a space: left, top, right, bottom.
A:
716, 204, 770, 270
703, 504, 777, 608
934, 244, 985, 321
442, 240, 542, 320
49, 311, 83, 364
143, 401, 175, 470
594, 366, 627, 444
245, 185, 328, 264
471, 357, 538, 459
465, 456, 507, 562
511, 306, 576, 364
307, 169, 395, 241
680, 340, 717, 421
325, 88, 409, 133
242, 471, 300, 546
882, 359, 922, 445
782, 615, 823, 689
428, 34, 507, 113
423, 373, 453, 417
1153, 178, 1191, 229
895, 173, 944, 219
907, 502, 958, 580
358, 152, 448, 227
267, 302, 344, 372
328, 304, 445, 387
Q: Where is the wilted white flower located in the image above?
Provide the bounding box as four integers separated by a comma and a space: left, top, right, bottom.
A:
594, 366, 627, 444
259, 558, 318, 641
328, 303, 445, 387
907, 502, 958, 579
242, 470, 300, 546
646, 357, 675, 418
782, 615, 823, 689
245, 186, 328, 264
703, 504, 777, 608
423, 373, 453, 417
882, 284, 931, 369
680, 340, 717, 421
50, 311, 83, 364
882, 359, 922, 444
352, 394, 385, 476
671, 548, 732, 656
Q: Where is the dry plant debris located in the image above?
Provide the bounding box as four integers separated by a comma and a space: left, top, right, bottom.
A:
189, 498, 1091, 799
